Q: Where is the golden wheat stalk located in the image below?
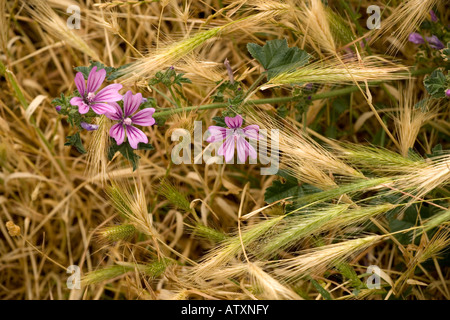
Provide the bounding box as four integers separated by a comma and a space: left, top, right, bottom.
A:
23, 0, 100, 61
394, 82, 439, 157
247, 262, 302, 300
266, 56, 410, 87
93, 0, 159, 9
271, 235, 385, 280
117, 17, 254, 85
295, 0, 338, 56
244, 109, 362, 190
395, 155, 450, 201
371, 0, 439, 54
86, 116, 110, 182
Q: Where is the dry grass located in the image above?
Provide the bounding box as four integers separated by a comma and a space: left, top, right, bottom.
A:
0, 0, 449, 300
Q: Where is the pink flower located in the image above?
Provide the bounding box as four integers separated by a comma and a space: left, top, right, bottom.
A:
408, 32, 425, 45
425, 35, 445, 50
430, 10, 438, 22
105, 91, 156, 149
206, 114, 259, 163
70, 66, 123, 115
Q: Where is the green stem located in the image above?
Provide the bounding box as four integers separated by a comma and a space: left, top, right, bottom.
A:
154, 68, 435, 118
339, 0, 369, 54
154, 86, 361, 117
243, 73, 266, 100
0, 60, 65, 171
167, 86, 181, 108
150, 85, 177, 107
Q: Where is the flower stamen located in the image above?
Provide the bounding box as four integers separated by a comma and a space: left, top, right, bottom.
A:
123, 117, 132, 126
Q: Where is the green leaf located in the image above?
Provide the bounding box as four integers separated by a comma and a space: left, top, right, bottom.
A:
407, 148, 423, 162
107, 63, 132, 81
137, 142, 154, 151
148, 67, 191, 87
211, 80, 242, 105
442, 42, 450, 60
389, 205, 423, 245
74, 61, 129, 81
389, 219, 415, 245
212, 116, 227, 128
424, 69, 447, 98
426, 144, 443, 158
264, 171, 301, 203
73, 66, 91, 79
276, 105, 289, 118
65, 132, 86, 154
309, 278, 333, 300
414, 98, 431, 112
247, 39, 310, 80
108, 138, 141, 171
141, 97, 157, 109
336, 262, 365, 289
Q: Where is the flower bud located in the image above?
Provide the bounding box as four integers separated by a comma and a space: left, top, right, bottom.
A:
81, 122, 99, 131
408, 33, 425, 45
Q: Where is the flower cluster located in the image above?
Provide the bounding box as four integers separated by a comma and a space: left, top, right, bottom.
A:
408, 10, 445, 50
409, 33, 444, 50
58, 65, 260, 167
69, 67, 156, 150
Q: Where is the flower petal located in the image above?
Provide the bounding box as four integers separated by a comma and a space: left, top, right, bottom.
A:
81, 122, 99, 131
70, 96, 83, 107
218, 135, 235, 162
70, 97, 89, 114
110, 123, 125, 145
243, 124, 260, 140
236, 136, 257, 163
206, 126, 228, 143
74, 72, 86, 96
105, 102, 123, 120
87, 66, 106, 93
126, 125, 148, 149
94, 84, 123, 103
123, 91, 142, 116
408, 32, 425, 45
131, 108, 155, 126
225, 114, 243, 129
91, 103, 117, 115
425, 35, 444, 50
430, 10, 438, 22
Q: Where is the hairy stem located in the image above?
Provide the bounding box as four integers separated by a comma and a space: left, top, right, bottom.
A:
154, 67, 434, 118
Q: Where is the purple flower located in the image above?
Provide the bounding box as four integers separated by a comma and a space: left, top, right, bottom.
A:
105, 90, 156, 149
446, 89, 450, 98
430, 10, 438, 22
206, 114, 259, 163
81, 122, 99, 131
55, 105, 62, 113
70, 66, 123, 115
425, 35, 445, 50
408, 33, 425, 45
